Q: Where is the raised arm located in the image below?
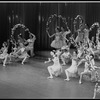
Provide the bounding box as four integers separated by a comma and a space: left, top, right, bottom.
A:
29, 32, 36, 40
65, 29, 71, 35
44, 58, 52, 63
46, 30, 55, 38
77, 59, 85, 67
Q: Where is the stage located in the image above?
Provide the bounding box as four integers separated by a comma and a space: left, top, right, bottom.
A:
0, 50, 100, 99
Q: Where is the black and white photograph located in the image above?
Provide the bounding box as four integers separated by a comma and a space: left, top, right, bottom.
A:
0, 1, 100, 99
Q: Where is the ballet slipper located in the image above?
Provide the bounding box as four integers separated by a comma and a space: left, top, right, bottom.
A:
79, 81, 82, 84
62, 63, 66, 66
21, 62, 24, 65
47, 76, 53, 79
64, 78, 70, 81
3, 64, 6, 67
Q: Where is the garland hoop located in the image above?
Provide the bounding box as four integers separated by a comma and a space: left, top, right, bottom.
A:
89, 22, 100, 41
46, 14, 69, 36
11, 23, 31, 42
89, 22, 100, 31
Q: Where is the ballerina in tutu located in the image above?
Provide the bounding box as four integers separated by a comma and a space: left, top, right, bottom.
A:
60, 47, 71, 65
75, 28, 84, 45
0, 42, 8, 67
46, 26, 63, 49
45, 50, 63, 79
14, 43, 30, 65
25, 32, 36, 57
94, 35, 100, 59
83, 27, 90, 44
64, 50, 79, 81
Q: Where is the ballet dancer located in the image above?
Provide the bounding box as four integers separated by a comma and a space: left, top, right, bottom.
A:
60, 47, 71, 65
93, 82, 100, 99
14, 42, 30, 64
0, 42, 8, 67
46, 26, 63, 49
25, 32, 36, 57
61, 26, 71, 46
45, 50, 63, 79
64, 50, 79, 81
78, 54, 100, 84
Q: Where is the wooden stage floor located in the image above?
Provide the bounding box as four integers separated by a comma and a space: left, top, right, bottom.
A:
0, 50, 100, 99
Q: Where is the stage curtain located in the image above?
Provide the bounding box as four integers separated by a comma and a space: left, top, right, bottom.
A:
0, 3, 100, 50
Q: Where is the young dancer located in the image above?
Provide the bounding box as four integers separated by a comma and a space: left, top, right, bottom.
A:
46, 26, 63, 49
61, 27, 71, 46
14, 43, 30, 64
64, 50, 79, 81
25, 32, 36, 57
0, 42, 8, 67
45, 50, 63, 79
78, 54, 100, 84
60, 47, 71, 65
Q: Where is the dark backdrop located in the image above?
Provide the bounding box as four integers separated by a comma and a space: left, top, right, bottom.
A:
0, 3, 100, 51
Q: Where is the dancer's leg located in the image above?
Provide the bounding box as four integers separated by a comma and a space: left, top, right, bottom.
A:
47, 67, 53, 79
64, 69, 70, 81
3, 55, 8, 67
93, 84, 97, 99
22, 56, 27, 65
79, 72, 85, 84
61, 55, 66, 65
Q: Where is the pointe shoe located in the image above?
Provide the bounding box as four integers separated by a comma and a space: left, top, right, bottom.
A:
93, 96, 95, 99
3, 64, 5, 67
21, 62, 24, 65
47, 76, 53, 79
79, 81, 82, 84
62, 63, 66, 66
64, 79, 70, 81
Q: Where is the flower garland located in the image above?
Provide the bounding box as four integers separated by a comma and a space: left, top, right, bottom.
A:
89, 22, 100, 31
46, 14, 69, 36
11, 23, 31, 41
73, 15, 85, 32
89, 22, 100, 43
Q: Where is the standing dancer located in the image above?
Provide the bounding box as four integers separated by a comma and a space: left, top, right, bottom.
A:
0, 42, 8, 67
83, 27, 90, 44
60, 47, 71, 65
46, 26, 63, 49
64, 51, 79, 81
75, 28, 84, 45
93, 82, 100, 99
26, 32, 36, 57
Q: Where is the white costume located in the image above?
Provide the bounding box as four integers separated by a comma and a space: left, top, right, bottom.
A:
0, 46, 8, 66
48, 56, 62, 76
66, 58, 78, 74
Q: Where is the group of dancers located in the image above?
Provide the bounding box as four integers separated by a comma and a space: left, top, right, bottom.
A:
45, 23, 100, 99
0, 31, 36, 67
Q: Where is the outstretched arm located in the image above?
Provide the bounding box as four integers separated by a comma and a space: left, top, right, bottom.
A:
65, 29, 71, 35
77, 59, 85, 67
44, 58, 52, 63
46, 30, 55, 38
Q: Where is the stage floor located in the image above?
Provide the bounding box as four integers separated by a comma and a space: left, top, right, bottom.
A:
0, 50, 100, 99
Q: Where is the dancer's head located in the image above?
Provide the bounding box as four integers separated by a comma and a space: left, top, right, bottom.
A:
61, 27, 64, 31
89, 53, 94, 60
50, 51, 55, 57
55, 26, 60, 32
73, 50, 77, 57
